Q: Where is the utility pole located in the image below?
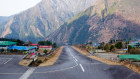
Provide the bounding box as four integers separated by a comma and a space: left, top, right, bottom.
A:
127, 43, 128, 54
127, 40, 129, 54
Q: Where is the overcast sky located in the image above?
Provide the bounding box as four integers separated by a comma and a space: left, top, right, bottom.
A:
0, 0, 41, 16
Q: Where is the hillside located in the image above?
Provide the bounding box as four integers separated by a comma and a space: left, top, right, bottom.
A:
0, 16, 12, 25
0, 0, 96, 42
47, 0, 140, 45
0, 16, 13, 36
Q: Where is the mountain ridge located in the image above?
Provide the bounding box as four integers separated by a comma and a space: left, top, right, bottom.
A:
0, 0, 96, 42
47, 0, 140, 45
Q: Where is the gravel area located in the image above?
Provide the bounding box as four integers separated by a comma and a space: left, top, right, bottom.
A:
94, 53, 119, 61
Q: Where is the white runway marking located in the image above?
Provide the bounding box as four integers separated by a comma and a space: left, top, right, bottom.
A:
4, 58, 12, 64
68, 48, 78, 62
74, 58, 78, 62
68, 47, 86, 72
79, 64, 85, 72
19, 67, 36, 79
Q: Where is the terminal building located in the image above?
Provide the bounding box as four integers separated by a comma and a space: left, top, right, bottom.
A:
8, 46, 36, 53
0, 41, 17, 52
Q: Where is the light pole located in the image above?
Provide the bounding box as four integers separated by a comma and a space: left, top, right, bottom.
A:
127, 40, 129, 54
127, 44, 128, 54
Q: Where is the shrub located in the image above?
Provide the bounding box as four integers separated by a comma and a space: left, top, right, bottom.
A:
110, 45, 115, 51
104, 44, 110, 52
43, 50, 48, 54
52, 43, 57, 48
10, 49, 14, 52
13, 49, 18, 52
88, 42, 92, 45
37, 60, 43, 64
35, 48, 39, 51
97, 46, 101, 49
115, 42, 123, 49
129, 48, 140, 54
1, 48, 4, 52
128, 45, 133, 52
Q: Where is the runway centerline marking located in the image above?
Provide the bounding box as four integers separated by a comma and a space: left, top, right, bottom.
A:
4, 58, 12, 64
68, 48, 79, 62
79, 64, 85, 72
74, 58, 78, 62
19, 67, 36, 79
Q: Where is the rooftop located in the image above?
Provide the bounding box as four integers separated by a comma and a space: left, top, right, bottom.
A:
8, 46, 36, 51
38, 46, 52, 48
30, 44, 38, 46
0, 41, 17, 46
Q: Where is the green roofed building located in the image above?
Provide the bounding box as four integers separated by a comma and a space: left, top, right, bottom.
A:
0, 41, 17, 46
0, 41, 17, 52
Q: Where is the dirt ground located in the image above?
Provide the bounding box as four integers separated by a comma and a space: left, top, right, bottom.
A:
72, 46, 140, 74
72, 46, 120, 65
19, 59, 33, 67
39, 46, 63, 66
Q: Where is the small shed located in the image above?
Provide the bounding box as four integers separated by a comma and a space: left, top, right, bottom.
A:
30, 44, 38, 48
38, 46, 52, 50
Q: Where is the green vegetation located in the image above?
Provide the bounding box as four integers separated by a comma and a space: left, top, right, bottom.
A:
9, 49, 19, 53
87, 42, 92, 45
128, 45, 133, 52
86, 46, 93, 50
16, 39, 24, 46
52, 43, 57, 48
1, 48, 4, 52
110, 45, 115, 51
38, 40, 57, 48
115, 42, 123, 49
10, 49, 14, 52
129, 47, 140, 54
104, 44, 110, 52
43, 50, 48, 54
35, 48, 39, 51
38, 40, 52, 46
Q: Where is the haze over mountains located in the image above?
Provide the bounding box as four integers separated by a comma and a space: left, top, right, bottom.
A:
47, 0, 140, 45
0, 0, 96, 42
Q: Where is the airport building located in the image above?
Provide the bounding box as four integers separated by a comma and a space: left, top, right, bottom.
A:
0, 41, 17, 52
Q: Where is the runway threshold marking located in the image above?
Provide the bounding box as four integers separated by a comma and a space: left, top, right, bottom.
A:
19, 67, 36, 79
79, 64, 85, 72
4, 58, 12, 64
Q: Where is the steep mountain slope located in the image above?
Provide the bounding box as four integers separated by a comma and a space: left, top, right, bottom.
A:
47, 0, 140, 45
0, 16, 13, 36
0, 16, 12, 25
0, 0, 96, 42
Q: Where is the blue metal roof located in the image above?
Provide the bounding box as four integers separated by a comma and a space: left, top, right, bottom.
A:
8, 46, 35, 51
93, 43, 100, 47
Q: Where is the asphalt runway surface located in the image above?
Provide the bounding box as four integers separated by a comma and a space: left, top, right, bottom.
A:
0, 46, 140, 79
